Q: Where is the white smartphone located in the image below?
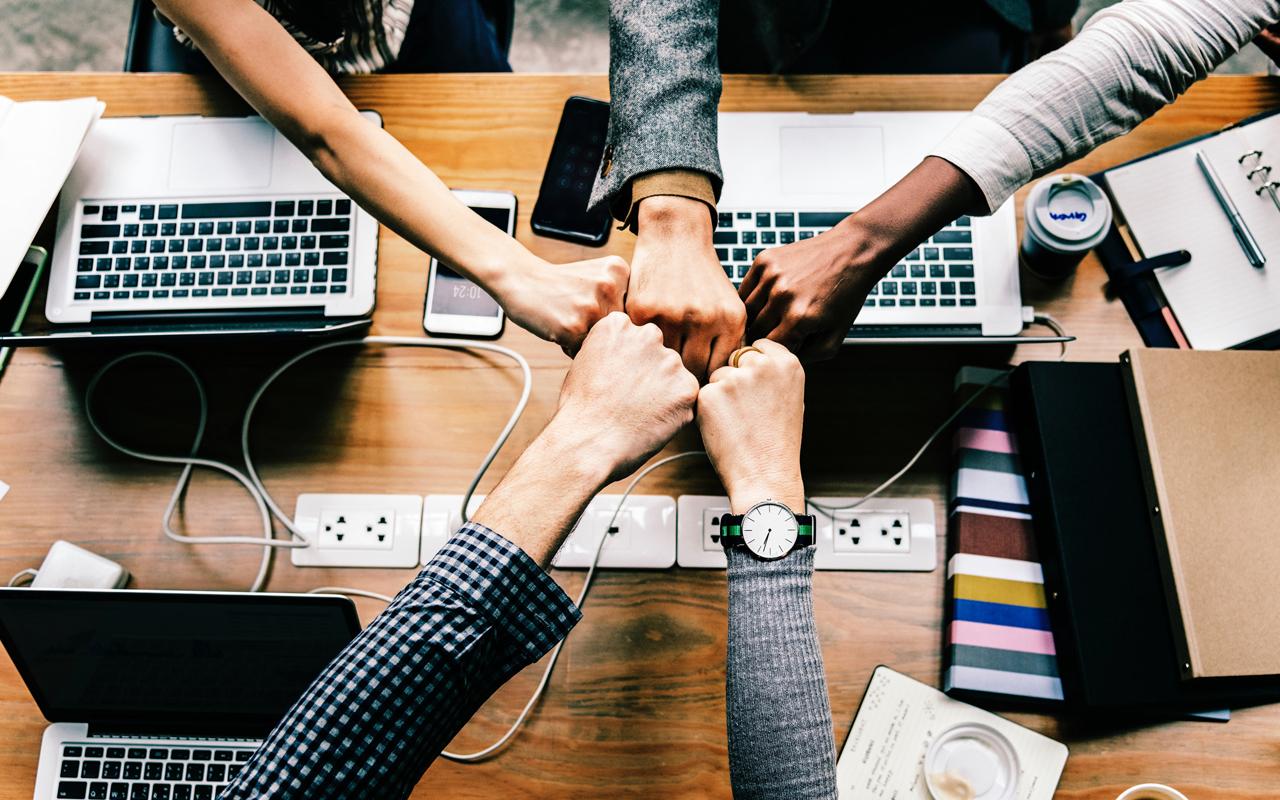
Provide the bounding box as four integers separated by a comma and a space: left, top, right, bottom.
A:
423, 189, 515, 338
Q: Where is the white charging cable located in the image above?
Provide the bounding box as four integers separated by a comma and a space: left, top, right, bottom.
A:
439, 449, 706, 763
808, 313, 1067, 515
81, 314, 1069, 758
84, 337, 532, 591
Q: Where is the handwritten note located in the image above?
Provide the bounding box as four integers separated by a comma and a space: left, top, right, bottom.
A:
837, 667, 1067, 800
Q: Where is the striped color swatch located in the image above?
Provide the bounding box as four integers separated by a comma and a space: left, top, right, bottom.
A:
943, 367, 1065, 703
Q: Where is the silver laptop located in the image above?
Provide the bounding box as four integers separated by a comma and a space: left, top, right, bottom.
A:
718, 112, 1024, 341
42, 113, 380, 338
0, 588, 360, 800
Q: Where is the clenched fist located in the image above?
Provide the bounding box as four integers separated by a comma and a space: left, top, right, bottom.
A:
555, 311, 700, 483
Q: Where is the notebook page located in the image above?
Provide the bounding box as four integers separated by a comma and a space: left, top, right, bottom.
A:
1105, 117, 1280, 349
837, 667, 1067, 800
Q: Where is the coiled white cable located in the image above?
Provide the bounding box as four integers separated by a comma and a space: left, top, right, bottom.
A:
439, 449, 706, 763
84, 337, 532, 591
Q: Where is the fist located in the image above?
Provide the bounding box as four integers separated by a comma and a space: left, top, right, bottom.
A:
506, 256, 629, 355
627, 196, 747, 381
555, 312, 700, 483
697, 339, 806, 512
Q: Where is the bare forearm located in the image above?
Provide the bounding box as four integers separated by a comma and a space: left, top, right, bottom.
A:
830, 156, 982, 281
310, 115, 537, 287
156, 0, 536, 294
472, 417, 610, 568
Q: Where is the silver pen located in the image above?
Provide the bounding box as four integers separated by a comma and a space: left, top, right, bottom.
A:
1196, 148, 1266, 268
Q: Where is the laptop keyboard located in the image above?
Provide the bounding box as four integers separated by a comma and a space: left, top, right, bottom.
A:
714, 211, 979, 309
73, 197, 354, 306
55, 743, 255, 799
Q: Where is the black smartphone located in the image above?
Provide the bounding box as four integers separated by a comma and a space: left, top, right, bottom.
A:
531, 96, 613, 247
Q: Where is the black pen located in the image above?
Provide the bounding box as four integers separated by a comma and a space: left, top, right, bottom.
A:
1196, 149, 1265, 268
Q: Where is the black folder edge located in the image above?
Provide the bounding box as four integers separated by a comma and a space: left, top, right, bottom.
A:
1090, 107, 1280, 351
1011, 360, 1280, 714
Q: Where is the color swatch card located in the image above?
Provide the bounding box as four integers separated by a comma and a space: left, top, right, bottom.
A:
944, 367, 1064, 704
838, 667, 1068, 800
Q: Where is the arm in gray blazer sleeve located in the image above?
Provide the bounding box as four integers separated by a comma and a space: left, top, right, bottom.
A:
589, 0, 724, 218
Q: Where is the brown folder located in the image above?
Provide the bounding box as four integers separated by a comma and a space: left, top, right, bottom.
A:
1122, 348, 1280, 680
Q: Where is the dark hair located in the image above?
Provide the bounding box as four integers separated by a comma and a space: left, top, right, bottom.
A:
273, 0, 356, 44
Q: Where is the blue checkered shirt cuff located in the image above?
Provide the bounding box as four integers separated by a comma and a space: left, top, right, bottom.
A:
221, 522, 580, 800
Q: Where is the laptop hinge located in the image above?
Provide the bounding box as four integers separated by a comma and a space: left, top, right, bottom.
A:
86, 721, 268, 740
91, 307, 327, 325
847, 323, 984, 338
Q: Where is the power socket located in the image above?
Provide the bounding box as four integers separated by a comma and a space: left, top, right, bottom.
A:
677, 495, 937, 571
290, 494, 423, 568
810, 496, 936, 571
551, 494, 675, 569
676, 495, 730, 568
421, 494, 676, 568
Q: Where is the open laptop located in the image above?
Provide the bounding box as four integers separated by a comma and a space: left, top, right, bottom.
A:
0, 588, 361, 800
718, 112, 1035, 344
2, 112, 380, 346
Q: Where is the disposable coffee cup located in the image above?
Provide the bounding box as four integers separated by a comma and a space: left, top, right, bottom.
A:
1020, 173, 1112, 280
1115, 784, 1190, 800
924, 723, 1020, 800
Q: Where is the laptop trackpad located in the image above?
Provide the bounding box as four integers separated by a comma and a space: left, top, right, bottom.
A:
169, 120, 274, 191
780, 126, 884, 195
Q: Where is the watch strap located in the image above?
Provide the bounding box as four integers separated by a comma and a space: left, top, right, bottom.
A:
719, 513, 816, 552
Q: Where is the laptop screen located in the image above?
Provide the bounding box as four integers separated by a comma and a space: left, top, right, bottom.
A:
0, 589, 361, 734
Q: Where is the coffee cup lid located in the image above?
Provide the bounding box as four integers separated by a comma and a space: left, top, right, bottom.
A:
1027, 174, 1112, 249
924, 722, 1020, 800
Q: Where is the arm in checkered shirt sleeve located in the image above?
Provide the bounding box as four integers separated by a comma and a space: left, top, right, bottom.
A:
221, 522, 581, 800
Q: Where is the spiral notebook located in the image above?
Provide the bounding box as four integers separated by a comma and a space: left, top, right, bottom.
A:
1104, 110, 1280, 350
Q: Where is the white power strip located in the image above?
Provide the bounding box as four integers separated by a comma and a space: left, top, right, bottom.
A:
291, 493, 423, 568
421, 494, 677, 568
677, 495, 937, 571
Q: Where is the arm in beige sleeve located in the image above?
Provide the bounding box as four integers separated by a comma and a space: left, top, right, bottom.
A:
931, 0, 1280, 212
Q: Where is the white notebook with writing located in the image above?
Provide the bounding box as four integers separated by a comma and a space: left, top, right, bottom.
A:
1105, 112, 1280, 350
837, 667, 1067, 800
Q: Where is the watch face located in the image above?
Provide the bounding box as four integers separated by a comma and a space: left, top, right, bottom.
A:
741, 502, 798, 560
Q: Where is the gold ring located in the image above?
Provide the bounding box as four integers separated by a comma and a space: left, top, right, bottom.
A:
729, 346, 764, 368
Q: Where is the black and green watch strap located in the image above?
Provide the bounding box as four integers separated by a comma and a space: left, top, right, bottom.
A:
719, 513, 816, 552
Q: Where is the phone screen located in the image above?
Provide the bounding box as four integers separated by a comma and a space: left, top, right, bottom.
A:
428, 206, 511, 318
531, 97, 612, 245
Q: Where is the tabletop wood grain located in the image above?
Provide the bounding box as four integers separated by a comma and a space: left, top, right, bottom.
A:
2, 73, 1279, 799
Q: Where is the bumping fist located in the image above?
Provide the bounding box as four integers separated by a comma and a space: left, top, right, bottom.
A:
626, 196, 747, 381
697, 339, 806, 513
502, 255, 630, 356
554, 312, 700, 483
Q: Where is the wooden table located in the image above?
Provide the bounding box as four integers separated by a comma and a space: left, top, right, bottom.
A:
1, 73, 1278, 799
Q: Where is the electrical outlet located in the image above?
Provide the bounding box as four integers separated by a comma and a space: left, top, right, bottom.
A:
290, 494, 423, 568
677, 495, 728, 568
678, 495, 937, 571
420, 494, 485, 564
551, 494, 676, 569
810, 496, 936, 571
830, 508, 911, 553
422, 494, 676, 568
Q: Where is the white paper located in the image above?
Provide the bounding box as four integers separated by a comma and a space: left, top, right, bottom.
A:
0, 95, 104, 298
838, 667, 1068, 800
1105, 115, 1280, 350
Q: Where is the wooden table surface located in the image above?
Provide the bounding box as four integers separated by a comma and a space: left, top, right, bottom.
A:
1, 73, 1278, 799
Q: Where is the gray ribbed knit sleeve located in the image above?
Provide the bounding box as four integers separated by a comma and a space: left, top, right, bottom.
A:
725, 547, 838, 799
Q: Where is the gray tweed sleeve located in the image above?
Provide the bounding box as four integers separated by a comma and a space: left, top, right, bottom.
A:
589, 0, 724, 219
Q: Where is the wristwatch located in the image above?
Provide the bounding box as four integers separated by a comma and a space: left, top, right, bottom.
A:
719, 500, 815, 561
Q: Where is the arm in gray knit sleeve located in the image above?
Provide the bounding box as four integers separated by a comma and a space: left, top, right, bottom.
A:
725, 547, 838, 799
